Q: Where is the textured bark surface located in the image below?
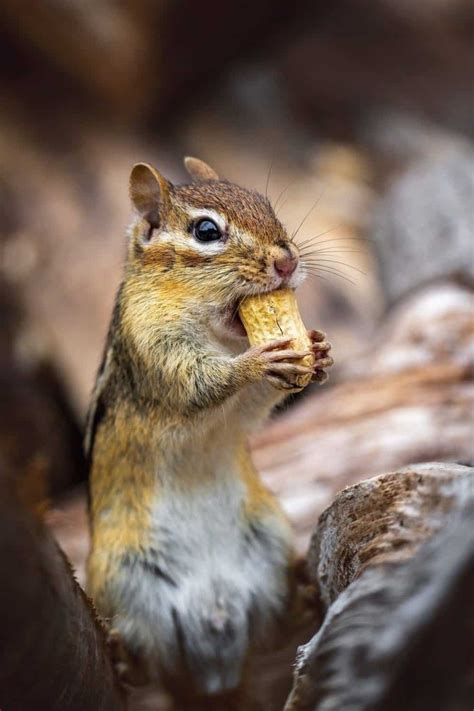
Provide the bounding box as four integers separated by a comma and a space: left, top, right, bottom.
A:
310, 463, 473, 605
0, 470, 123, 711
285, 463, 474, 710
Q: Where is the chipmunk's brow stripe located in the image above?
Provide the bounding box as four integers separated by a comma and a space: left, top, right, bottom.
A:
180, 252, 212, 267
161, 247, 176, 270
142, 244, 176, 269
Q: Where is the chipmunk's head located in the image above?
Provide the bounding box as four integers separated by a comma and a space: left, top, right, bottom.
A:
127, 158, 303, 340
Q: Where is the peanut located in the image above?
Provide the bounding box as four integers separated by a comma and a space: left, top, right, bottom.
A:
239, 288, 314, 388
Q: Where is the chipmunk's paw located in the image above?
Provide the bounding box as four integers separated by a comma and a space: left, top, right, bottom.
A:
308, 329, 333, 384
244, 338, 313, 392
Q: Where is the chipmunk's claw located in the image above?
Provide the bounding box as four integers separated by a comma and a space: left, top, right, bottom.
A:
246, 339, 312, 392
308, 329, 333, 384
312, 369, 329, 384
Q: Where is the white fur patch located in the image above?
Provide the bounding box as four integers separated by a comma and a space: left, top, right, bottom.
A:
103, 416, 293, 693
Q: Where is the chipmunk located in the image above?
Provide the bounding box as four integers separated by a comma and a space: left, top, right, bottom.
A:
86, 157, 333, 709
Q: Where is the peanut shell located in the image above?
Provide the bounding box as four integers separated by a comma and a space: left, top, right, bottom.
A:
238, 288, 314, 388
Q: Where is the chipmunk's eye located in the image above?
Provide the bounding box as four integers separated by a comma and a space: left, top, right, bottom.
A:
193, 218, 221, 242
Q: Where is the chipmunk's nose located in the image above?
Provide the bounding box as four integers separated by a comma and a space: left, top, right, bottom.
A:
274, 251, 298, 278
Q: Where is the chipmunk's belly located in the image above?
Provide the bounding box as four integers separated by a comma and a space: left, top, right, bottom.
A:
112, 436, 293, 693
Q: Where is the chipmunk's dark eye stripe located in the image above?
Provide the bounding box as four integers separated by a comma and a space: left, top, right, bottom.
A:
193, 218, 222, 242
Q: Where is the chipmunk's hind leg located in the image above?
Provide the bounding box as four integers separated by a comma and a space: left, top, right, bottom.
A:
167, 582, 250, 697
107, 628, 149, 688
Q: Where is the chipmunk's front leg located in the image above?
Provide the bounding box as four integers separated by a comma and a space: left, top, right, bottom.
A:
159, 338, 313, 413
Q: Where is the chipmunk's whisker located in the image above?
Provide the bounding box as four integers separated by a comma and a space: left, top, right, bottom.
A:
305, 263, 354, 277
298, 248, 363, 257
315, 248, 363, 254
301, 258, 366, 274
302, 260, 358, 276
315, 245, 363, 251
303, 266, 357, 285
302, 262, 358, 284
291, 189, 326, 241
297, 235, 373, 250
264, 159, 274, 200
273, 180, 297, 215
295, 226, 339, 249
303, 271, 330, 282
276, 197, 291, 216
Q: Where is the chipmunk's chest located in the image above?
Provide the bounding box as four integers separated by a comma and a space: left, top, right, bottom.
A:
149, 474, 246, 565
145, 411, 289, 559
144, 449, 292, 596
138, 470, 292, 635
145, 424, 247, 551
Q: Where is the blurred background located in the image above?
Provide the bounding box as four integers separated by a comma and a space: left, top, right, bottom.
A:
0, 1, 472, 564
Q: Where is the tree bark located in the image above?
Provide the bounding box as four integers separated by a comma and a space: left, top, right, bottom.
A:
0, 469, 123, 711
285, 462, 474, 710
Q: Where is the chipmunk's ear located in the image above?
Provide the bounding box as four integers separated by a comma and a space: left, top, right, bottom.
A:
129, 163, 171, 225
184, 156, 219, 182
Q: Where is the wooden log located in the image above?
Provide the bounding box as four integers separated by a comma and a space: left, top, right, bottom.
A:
0, 469, 123, 711
285, 462, 474, 710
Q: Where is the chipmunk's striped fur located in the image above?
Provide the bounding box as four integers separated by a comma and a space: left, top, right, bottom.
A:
86, 157, 333, 708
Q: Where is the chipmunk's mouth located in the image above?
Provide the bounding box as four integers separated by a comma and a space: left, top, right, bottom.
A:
223, 303, 247, 338
211, 302, 247, 342
221, 286, 280, 340
212, 286, 282, 343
